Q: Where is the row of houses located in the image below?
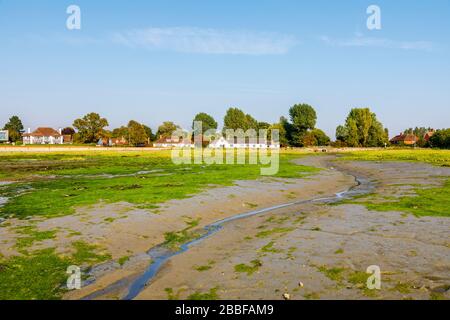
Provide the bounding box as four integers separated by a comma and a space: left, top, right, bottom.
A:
16, 127, 128, 146
13, 126, 435, 148
153, 135, 281, 149
16, 127, 280, 148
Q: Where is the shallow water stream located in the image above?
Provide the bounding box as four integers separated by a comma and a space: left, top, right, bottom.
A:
82, 168, 374, 300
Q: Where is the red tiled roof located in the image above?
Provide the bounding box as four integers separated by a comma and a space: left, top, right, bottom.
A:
424, 131, 434, 142
390, 134, 405, 143
403, 134, 418, 144
23, 127, 61, 137
390, 133, 418, 145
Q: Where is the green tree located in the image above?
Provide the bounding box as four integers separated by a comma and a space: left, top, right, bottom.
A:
301, 129, 330, 147
429, 129, 450, 149
302, 132, 318, 147
245, 114, 258, 130
337, 108, 387, 147
289, 104, 317, 133
345, 118, 359, 147
347, 108, 372, 146
280, 116, 294, 146
156, 121, 180, 138
127, 120, 148, 146
288, 104, 317, 146
367, 114, 388, 147
257, 122, 271, 141
143, 125, 155, 141
192, 113, 218, 135
61, 127, 75, 136
335, 125, 347, 142
3, 115, 24, 142
257, 122, 271, 130
311, 129, 330, 146
268, 122, 288, 147
112, 126, 129, 139
223, 108, 249, 132
223, 107, 261, 134
73, 113, 109, 143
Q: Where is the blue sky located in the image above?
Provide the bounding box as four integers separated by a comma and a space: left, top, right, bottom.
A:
1, 0, 449, 138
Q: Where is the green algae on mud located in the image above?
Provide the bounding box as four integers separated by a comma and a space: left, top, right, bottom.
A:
0, 241, 111, 300
356, 179, 450, 218
14, 225, 57, 252
0, 151, 318, 219
336, 149, 450, 218
187, 286, 220, 300
234, 259, 262, 276
335, 174, 450, 218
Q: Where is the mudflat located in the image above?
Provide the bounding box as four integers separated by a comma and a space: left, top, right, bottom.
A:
1, 152, 449, 300
133, 156, 450, 300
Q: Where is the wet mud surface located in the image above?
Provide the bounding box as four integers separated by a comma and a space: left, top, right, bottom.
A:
131, 157, 450, 300
2, 155, 449, 300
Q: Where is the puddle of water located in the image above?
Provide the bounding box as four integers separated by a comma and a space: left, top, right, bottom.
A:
0, 197, 7, 205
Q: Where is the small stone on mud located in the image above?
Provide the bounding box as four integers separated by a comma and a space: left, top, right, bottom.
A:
282, 293, 291, 300
298, 282, 304, 288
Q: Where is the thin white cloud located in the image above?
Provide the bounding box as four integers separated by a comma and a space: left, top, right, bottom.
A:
320, 34, 433, 51
112, 27, 297, 55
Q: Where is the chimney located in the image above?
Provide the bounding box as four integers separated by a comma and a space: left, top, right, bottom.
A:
58, 128, 62, 135
28, 128, 31, 134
